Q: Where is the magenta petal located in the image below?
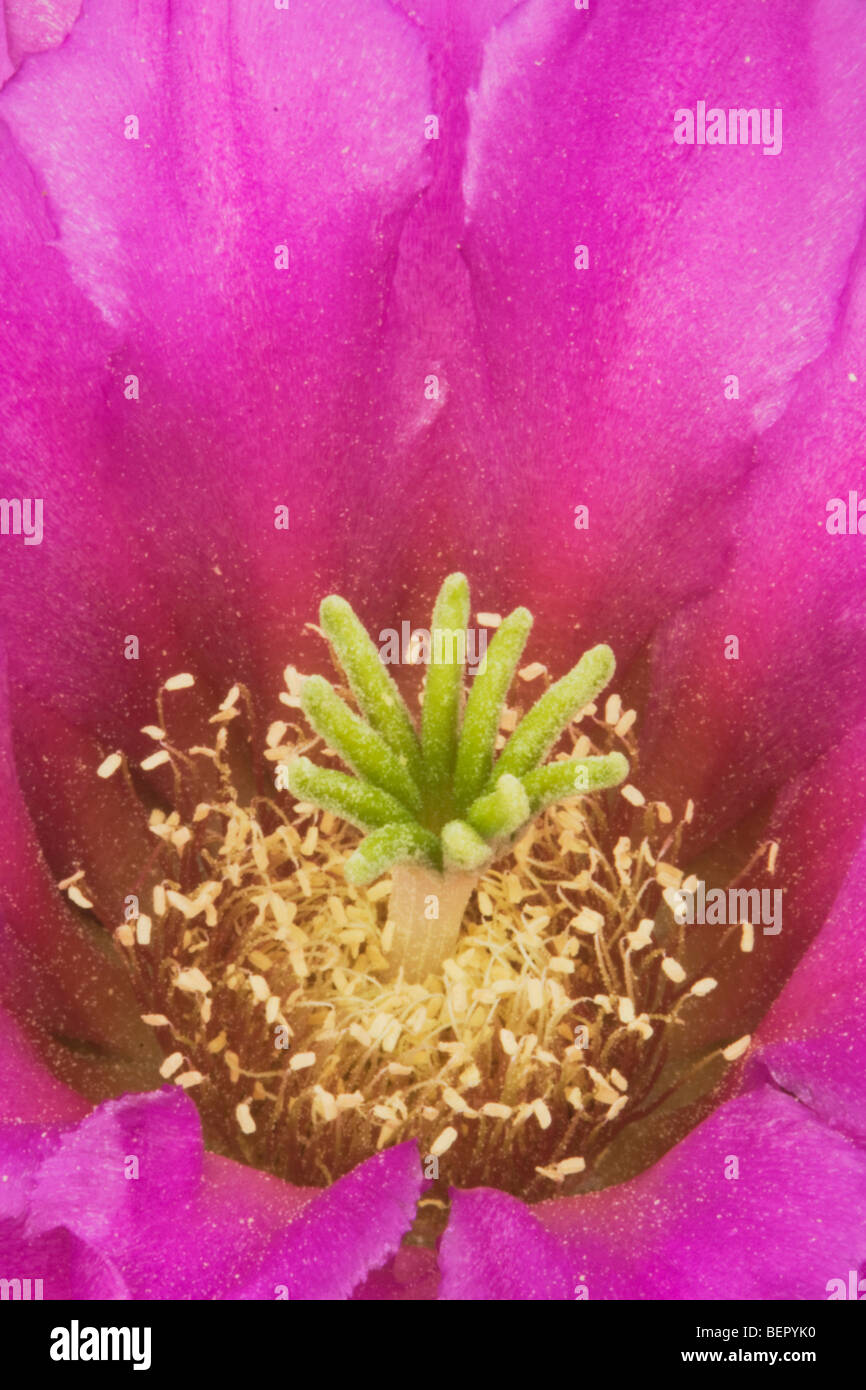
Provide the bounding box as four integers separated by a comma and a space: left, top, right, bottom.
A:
18, 1088, 278, 1298
11, 1088, 423, 1298
0, 0, 434, 732
442, 1087, 866, 1300
352, 1245, 441, 1300
0, 1006, 88, 1126
4, 1, 82, 67
451, 0, 866, 665
440, 1187, 574, 1301
119, 1151, 314, 1300
234, 1142, 425, 1300
0, 1221, 127, 1300
751, 819, 866, 1144
640, 268, 866, 837
0, 1124, 60, 1221
26, 1088, 201, 1256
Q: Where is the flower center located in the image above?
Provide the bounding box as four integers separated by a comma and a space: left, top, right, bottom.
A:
67, 664, 768, 1212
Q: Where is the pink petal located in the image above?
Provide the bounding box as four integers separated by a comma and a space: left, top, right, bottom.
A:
0, 1006, 88, 1125
450, 0, 866, 670
750, 802, 866, 1143
440, 1188, 573, 1300
640, 253, 866, 839
4, 1, 82, 67
235, 1143, 426, 1300
18, 1088, 424, 1298
0, 0, 434, 732
0, 1221, 127, 1300
351, 1244, 441, 1300
441, 1086, 866, 1299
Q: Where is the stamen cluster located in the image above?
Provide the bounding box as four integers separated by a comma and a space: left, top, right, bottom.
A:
74, 669, 755, 1200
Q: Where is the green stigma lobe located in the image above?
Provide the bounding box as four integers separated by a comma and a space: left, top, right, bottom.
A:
421, 572, 470, 818
521, 752, 629, 812
345, 823, 442, 885
441, 819, 493, 872
300, 675, 422, 813
466, 773, 531, 842
490, 643, 616, 786
319, 594, 424, 784
286, 757, 413, 832
452, 606, 533, 813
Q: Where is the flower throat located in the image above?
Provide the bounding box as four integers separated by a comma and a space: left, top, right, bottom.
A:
67, 576, 765, 1207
